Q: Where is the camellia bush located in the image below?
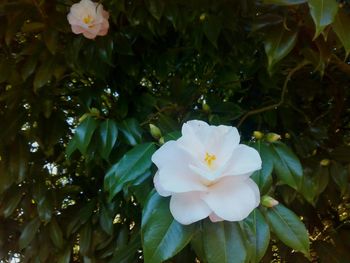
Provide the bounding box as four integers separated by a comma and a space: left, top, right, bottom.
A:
1, 0, 350, 262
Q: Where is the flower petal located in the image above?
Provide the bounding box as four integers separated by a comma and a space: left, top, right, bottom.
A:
202, 177, 260, 221
152, 141, 207, 193
153, 172, 171, 197
223, 144, 262, 176
209, 212, 224, 222
170, 192, 211, 225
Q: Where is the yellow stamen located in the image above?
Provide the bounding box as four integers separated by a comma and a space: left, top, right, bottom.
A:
83, 15, 93, 24
204, 152, 216, 167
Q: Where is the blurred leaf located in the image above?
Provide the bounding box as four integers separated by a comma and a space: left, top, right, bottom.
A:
332, 10, 350, 57
33, 57, 55, 92
264, 204, 310, 257
49, 218, 64, 249
330, 161, 348, 196
21, 22, 45, 33
243, 209, 270, 263
142, 191, 196, 263
264, 25, 298, 73
145, 0, 165, 21
80, 222, 92, 255
331, 146, 350, 163
270, 142, 303, 190
262, 0, 306, 5
99, 119, 118, 160
58, 247, 71, 263
19, 217, 41, 250
203, 15, 222, 48
118, 118, 142, 146
1, 187, 22, 218
99, 202, 114, 235
104, 143, 156, 201
251, 141, 274, 194
308, 0, 338, 39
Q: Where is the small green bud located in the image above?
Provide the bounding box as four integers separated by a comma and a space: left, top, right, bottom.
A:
158, 137, 165, 145
285, 132, 291, 139
202, 102, 210, 113
261, 195, 279, 208
90, 107, 100, 116
266, 132, 281, 143
253, 131, 264, 140
320, 159, 330, 166
78, 113, 89, 123
149, 124, 162, 140
199, 13, 206, 21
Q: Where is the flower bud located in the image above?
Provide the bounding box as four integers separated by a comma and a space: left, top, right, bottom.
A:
158, 137, 165, 145
78, 113, 89, 123
266, 132, 281, 143
202, 102, 210, 113
90, 107, 100, 117
320, 159, 330, 166
253, 131, 264, 140
261, 195, 279, 208
199, 13, 206, 21
149, 124, 162, 140
285, 132, 291, 139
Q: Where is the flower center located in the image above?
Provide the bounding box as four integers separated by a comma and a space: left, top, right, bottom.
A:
204, 152, 216, 168
83, 15, 93, 24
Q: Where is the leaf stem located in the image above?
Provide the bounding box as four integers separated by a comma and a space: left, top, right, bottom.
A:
237, 61, 309, 128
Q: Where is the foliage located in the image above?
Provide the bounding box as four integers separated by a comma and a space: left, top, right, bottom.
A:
1, 0, 350, 262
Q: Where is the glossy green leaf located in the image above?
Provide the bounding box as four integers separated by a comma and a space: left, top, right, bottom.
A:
264, 204, 310, 256
104, 143, 156, 201
264, 25, 298, 72
57, 247, 71, 263
118, 118, 142, 146
142, 191, 196, 263
99, 203, 114, 235
21, 55, 39, 81
74, 116, 98, 155
270, 142, 303, 190
49, 218, 64, 249
243, 209, 270, 263
19, 217, 41, 250
99, 119, 118, 160
33, 57, 54, 92
251, 141, 274, 194
163, 131, 181, 142
194, 220, 248, 263
308, 0, 338, 39
333, 10, 350, 57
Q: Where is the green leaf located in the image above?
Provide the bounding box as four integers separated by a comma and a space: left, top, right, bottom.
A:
163, 131, 181, 142
270, 142, 303, 190
308, 0, 338, 39
104, 143, 156, 201
79, 222, 92, 255
251, 141, 274, 194
33, 57, 55, 92
118, 118, 142, 146
243, 209, 270, 263
58, 247, 71, 263
21, 55, 39, 81
194, 220, 248, 263
263, 204, 310, 256
19, 217, 41, 250
145, 0, 165, 21
203, 15, 222, 48
332, 10, 350, 57
142, 191, 196, 263
74, 116, 98, 155
49, 218, 64, 249
99, 119, 118, 160
99, 203, 114, 235
2, 188, 22, 218
264, 25, 298, 73
262, 0, 306, 5
330, 161, 348, 196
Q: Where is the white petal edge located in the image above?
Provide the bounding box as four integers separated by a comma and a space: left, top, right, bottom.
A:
223, 144, 262, 176
201, 177, 260, 221
153, 172, 171, 197
170, 192, 212, 225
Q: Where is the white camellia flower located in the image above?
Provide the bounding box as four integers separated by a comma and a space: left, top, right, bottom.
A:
67, 0, 109, 39
152, 120, 262, 225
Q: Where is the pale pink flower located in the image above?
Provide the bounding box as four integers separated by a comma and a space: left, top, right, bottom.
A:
152, 120, 262, 225
67, 0, 109, 39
